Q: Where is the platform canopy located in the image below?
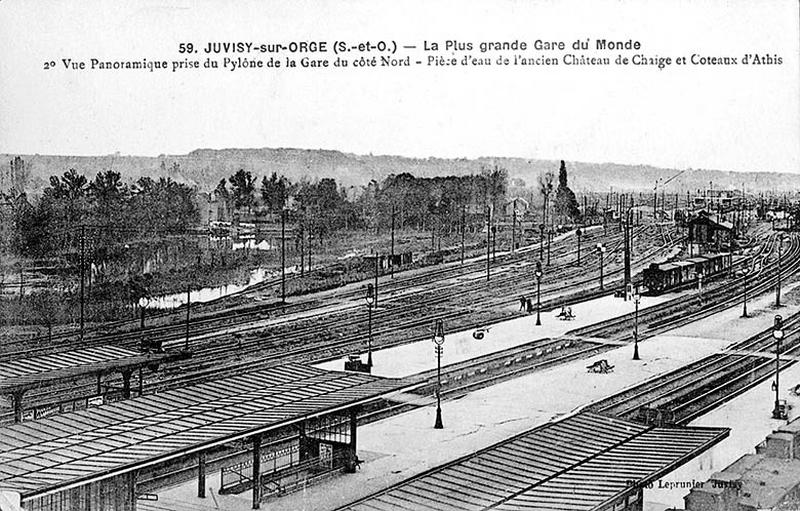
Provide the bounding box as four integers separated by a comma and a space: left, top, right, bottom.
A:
0, 364, 408, 499
339, 412, 729, 511
0, 345, 182, 394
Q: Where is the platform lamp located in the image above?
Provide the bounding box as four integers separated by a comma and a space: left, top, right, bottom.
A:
364, 283, 375, 368
740, 266, 751, 318
535, 262, 543, 326
632, 286, 641, 360
596, 243, 606, 290
576, 228, 582, 265
772, 315, 785, 420
432, 319, 445, 429
138, 296, 150, 330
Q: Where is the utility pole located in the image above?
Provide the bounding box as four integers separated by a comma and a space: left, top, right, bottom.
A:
281, 210, 286, 302
546, 229, 552, 266
512, 203, 517, 254
777, 234, 783, 307
486, 207, 491, 282
461, 205, 466, 265
80, 224, 85, 341
185, 285, 191, 351
390, 204, 396, 277
373, 253, 379, 308
300, 214, 305, 277
624, 211, 631, 299
492, 226, 497, 263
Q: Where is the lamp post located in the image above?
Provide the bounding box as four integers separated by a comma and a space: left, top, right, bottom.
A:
576, 228, 582, 265
535, 262, 543, 326
138, 296, 150, 330
741, 266, 751, 318
365, 284, 375, 368
772, 315, 785, 419
596, 243, 606, 290
432, 319, 445, 429
632, 288, 641, 360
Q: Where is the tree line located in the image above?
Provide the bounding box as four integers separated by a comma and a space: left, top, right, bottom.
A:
1, 166, 198, 259
1, 159, 516, 260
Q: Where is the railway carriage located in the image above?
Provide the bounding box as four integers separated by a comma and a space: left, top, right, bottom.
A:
642, 253, 730, 295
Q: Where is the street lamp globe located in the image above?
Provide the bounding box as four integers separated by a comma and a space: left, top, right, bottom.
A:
773, 315, 784, 340
364, 283, 375, 307
433, 319, 445, 346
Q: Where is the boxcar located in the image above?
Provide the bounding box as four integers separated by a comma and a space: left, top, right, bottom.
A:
642, 253, 730, 295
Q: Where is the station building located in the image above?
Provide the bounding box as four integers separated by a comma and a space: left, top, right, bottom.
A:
688, 212, 734, 254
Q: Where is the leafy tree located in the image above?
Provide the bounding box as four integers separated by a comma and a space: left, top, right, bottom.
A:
228, 169, 255, 213
555, 160, 581, 223
260, 172, 290, 213
29, 290, 62, 342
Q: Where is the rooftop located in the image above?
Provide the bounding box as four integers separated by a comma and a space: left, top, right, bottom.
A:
0, 345, 182, 394
338, 412, 729, 511
0, 364, 408, 499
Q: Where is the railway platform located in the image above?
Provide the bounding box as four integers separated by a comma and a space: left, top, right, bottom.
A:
150, 274, 799, 511
314, 292, 674, 378
153, 333, 733, 511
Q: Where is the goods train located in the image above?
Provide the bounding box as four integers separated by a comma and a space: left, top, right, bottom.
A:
642, 253, 731, 295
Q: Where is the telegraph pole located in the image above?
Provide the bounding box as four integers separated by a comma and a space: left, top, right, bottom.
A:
281, 209, 286, 302
185, 285, 191, 351
777, 234, 783, 307
391, 204, 396, 277
299, 214, 305, 277
374, 253, 379, 307
80, 224, 85, 341
512, 201, 517, 254
624, 211, 632, 299
461, 205, 466, 265
486, 207, 491, 281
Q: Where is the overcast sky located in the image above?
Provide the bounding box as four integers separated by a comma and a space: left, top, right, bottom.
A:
0, 0, 798, 173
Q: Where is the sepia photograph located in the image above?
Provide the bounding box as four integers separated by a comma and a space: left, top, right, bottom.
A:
0, 1, 799, 510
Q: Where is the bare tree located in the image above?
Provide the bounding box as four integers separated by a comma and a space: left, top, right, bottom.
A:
538, 170, 555, 226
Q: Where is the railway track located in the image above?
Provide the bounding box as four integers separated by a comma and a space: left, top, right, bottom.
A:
589, 308, 800, 425
0, 226, 679, 421
0, 225, 622, 358
567, 232, 795, 344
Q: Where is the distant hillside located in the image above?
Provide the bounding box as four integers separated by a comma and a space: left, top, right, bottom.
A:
2, 148, 797, 196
